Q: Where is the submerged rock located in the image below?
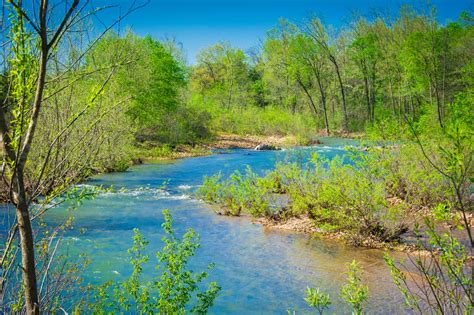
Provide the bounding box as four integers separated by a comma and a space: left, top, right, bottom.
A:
254, 143, 281, 151
307, 138, 323, 145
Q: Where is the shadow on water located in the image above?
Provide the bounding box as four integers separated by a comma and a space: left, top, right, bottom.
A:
5, 140, 410, 314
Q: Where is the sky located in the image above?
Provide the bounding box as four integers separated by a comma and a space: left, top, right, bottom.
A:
95, 0, 473, 64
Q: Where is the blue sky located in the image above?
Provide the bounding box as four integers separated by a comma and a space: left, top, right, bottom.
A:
97, 0, 473, 63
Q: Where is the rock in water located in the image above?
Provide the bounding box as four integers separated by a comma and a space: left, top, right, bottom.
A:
254, 143, 281, 151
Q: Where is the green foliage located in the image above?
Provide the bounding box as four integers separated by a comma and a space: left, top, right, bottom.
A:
305, 287, 332, 314
197, 167, 278, 217
87, 32, 206, 146
369, 144, 451, 208
198, 167, 270, 217
7, 9, 37, 155
3, 3, 473, 313
198, 139, 467, 248
340, 260, 369, 315
304, 260, 368, 314
88, 210, 220, 314
183, 5, 474, 140
189, 36, 317, 140
197, 173, 223, 204
198, 150, 419, 244
383, 95, 473, 314
304, 154, 388, 239
191, 42, 251, 108
189, 93, 315, 140
384, 218, 473, 313
135, 144, 174, 159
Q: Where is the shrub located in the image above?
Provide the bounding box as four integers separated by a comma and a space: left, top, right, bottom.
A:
189, 94, 316, 141
197, 168, 277, 217
340, 260, 369, 315
88, 210, 220, 314
198, 151, 410, 243
383, 96, 473, 314
305, 288, 331, 314
271, 153, 407, 243
303, 260, 368, 314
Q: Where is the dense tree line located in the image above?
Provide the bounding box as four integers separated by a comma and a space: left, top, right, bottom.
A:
76, 5, 473, 143
189, 7, 473, 136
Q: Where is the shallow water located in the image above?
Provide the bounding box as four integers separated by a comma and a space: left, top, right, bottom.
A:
42, 142, 407, 314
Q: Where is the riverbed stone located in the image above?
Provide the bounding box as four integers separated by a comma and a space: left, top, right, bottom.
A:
254, 143, 281, 151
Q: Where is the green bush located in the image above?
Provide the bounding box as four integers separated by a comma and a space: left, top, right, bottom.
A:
87, 210, 220, 314
197, 168, 277, 217
305, 287, 331, 314
340, 260, 369, 315
370, 145, 452, 209
198, 135, 461, 245
303, 260, 368, 314
198, 149, 428, 244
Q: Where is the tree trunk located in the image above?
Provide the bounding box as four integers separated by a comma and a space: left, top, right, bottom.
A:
12, 33, 48, 315
321, 94, 330, 136
291, 98, 297, 114
433, 79, 444, 129
388, 78, 397, 116
370, 66, 377, 122
363, 74, 371, 122
315, 73, 330, 135
1, 2, 80, 313
14, 170, 39, 315
296, 75, 319, 130
331, 58, 348, 131
441, 29, 448, 123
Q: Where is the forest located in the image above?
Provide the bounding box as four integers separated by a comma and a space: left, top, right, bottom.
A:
0, 0, 472, 314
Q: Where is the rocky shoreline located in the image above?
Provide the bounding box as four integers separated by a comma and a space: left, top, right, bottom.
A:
206, 133, 304, 150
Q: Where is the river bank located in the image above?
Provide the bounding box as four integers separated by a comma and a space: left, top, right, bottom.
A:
207, 131, 363, 149
211, 207, 420, 252
134, 133, 313, 162
252, 215, 415, 251
136, 131, 364, 160
252, 213, 474, 253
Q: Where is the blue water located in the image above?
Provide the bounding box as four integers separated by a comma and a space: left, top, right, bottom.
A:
43, 143, 405, 314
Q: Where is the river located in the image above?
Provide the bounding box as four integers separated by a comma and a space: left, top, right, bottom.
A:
44, 140, 407, 314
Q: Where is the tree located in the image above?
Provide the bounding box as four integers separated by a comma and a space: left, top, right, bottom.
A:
89, 32, 187, 142
0, 1, 146, 312
385, 95, 473, 313
261, 19, 301, 113
192, 42, 251, 109
350, 20, 381, 124
306, 18, 349, 131
289, 33, 331, 135
0, 3, 80, 312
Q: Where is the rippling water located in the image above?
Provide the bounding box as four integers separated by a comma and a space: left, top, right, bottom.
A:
39, 140, 407, 313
